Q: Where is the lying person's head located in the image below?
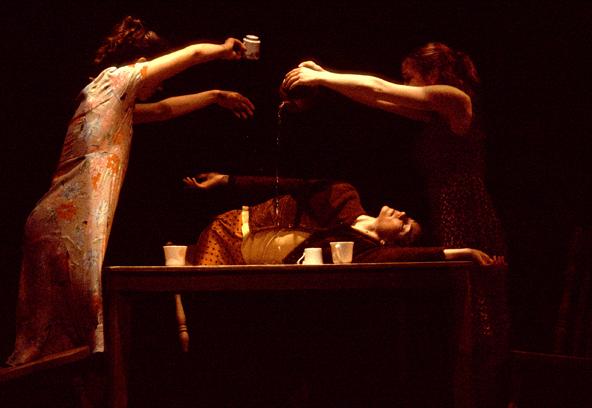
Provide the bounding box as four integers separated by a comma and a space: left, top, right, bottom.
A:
372, 206, 421, 246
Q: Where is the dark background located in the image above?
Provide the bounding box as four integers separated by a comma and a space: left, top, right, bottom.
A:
1, 1, 590, 362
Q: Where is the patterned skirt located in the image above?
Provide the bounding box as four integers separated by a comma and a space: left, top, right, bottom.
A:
191, 210, 245, 265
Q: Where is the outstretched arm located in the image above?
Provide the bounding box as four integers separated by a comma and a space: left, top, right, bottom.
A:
282, 61, 472, 135
134, 90, 254, 123
183, 172, 230, 190
137, 37, 245, 99
443, 248, 506, 266
183, 172, 325, 195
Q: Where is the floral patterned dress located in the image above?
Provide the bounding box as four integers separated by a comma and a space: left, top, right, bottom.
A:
7, 64, 145, 365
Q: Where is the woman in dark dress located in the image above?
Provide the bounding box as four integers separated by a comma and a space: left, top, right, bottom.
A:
281, 42, 506, 256
281, 44, 509, 407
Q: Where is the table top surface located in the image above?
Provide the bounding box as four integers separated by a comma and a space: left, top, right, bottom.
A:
103, 262, 481, 293
105, 261, 473, 273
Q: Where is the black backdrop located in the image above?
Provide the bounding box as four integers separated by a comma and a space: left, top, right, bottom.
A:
1, 1, 590, 359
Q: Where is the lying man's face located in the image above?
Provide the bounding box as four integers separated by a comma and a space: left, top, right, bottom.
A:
374, 206, 418, 245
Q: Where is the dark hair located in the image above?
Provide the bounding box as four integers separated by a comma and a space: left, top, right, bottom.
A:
402, 42, 480, 98
93, 16, 167, 70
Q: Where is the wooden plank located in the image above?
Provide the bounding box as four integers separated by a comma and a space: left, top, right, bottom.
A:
511, 350, 592, 370
0, 346, 91, 382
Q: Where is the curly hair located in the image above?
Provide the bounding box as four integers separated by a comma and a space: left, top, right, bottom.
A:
93, 16, 167, 70
402, 42, 480, 98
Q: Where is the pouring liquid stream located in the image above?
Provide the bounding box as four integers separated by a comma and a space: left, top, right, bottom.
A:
274, 105, 285, 226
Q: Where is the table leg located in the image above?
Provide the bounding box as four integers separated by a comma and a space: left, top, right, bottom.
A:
174, 294, 190, 352
452, 267, 475, 408
106, 290, 131, 408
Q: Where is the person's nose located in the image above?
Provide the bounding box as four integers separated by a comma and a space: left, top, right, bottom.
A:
394, 210, 406, 218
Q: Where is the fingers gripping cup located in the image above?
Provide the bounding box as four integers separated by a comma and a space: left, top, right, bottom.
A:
163, 245, 187, 266
330, 241, 354, 264
243, 34, 260, 60
297, 247, 323, 265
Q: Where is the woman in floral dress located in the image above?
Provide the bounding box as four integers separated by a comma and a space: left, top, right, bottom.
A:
7, 16, 255, 365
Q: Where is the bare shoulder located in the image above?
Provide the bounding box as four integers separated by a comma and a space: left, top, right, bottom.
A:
425, 85, 473, 135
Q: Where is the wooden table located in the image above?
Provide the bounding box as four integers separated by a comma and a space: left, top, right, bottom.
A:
104, 261, 507, 408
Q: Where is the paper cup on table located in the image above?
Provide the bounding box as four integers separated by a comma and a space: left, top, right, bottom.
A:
296, 247, 323, 265
330, 241, 354, 264
163, 245, 187, 266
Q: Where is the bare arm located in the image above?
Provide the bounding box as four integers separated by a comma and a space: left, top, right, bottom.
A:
137, 38, 245, 100
133, 90, 254, 123
443, 248, 506, 266
183, 172, 323, 193
183, 172, 229, 189
283, 61, 473, 134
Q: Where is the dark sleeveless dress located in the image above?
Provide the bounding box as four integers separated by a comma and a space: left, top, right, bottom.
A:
415, 117, 510, 407
415, 117, 507, 256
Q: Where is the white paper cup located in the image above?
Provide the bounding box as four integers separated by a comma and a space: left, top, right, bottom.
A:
296, 247, 323, 265
163, 245, 187, 266
330, 241, 354, 264
243, 34, 260, 60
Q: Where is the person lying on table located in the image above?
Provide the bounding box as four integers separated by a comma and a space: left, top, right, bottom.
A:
183, 172, 503, 266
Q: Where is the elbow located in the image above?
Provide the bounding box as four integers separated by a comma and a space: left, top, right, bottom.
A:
370, 78, 389, 96
186, 44, 203, 59
152, 102, 175, 121
133, 101, 175, 124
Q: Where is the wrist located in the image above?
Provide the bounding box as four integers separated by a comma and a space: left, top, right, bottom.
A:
213, 90, 223, 104
219, 42, 235, 60
315, 71, 331, 86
